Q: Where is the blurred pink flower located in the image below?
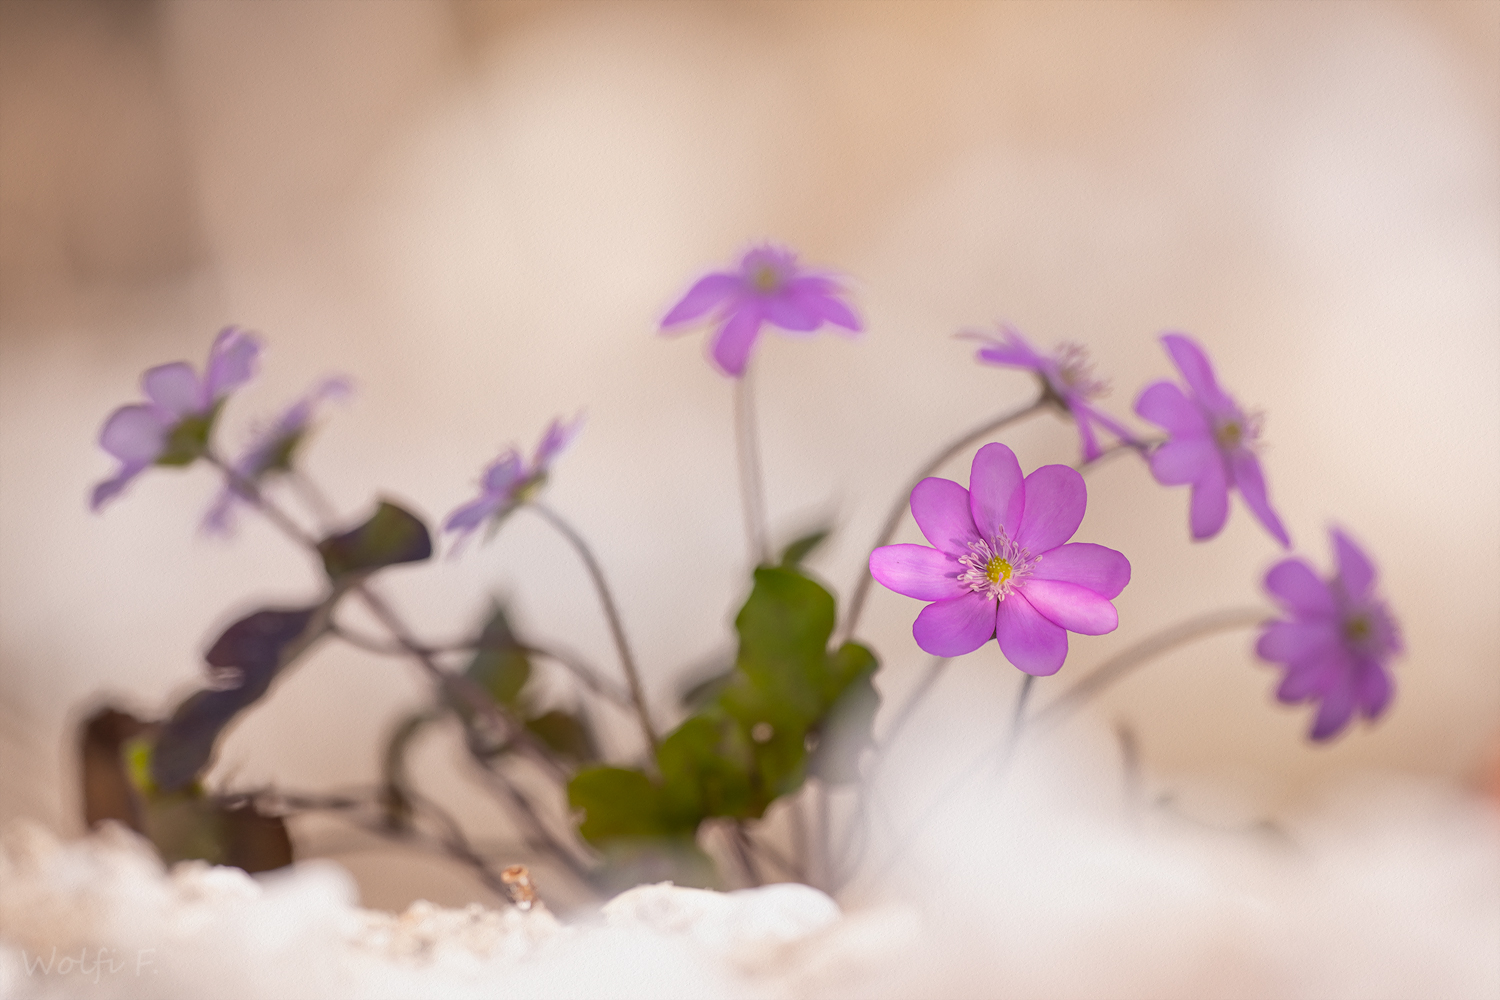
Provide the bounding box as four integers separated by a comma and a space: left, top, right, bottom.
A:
1257, 528, 1401, 741
91, 327, 261, 511
660, 244, 862, 376
445, 414, 584, 551
869, 442, 1130, 676
1134, 333, 1290, 547
964, 324, 1136, 461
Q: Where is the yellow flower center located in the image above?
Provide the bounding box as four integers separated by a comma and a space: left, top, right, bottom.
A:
751, 264, 781, 293
1215, 420, 1243, 449
985, 555, 1013, 585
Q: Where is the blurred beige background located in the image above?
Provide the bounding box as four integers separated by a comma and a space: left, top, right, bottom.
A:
1, 0, 1496, 908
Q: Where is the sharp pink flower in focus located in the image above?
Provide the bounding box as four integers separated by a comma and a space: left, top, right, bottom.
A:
1134, 333, 1290, 547
202, 376, 352, 535
660, 244, 862, 377
964, 324, 1136, 462
445, 414, 585, 552
1256, 528, 1401, 741
869, 442, 1130, 675
91, 327, 262, 511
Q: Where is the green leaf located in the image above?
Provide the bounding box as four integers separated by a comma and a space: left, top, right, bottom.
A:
657, 713, 754, 823
526, 710, 596, 763
568, 766, 676, 843
808, 642, 880, 785
317, 501, 432, 580
151, 605, 328, 792
779, 527, 831, 569
463, 604, 531, 707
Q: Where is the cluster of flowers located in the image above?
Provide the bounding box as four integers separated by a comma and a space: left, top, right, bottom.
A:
93, 244, 1400, 741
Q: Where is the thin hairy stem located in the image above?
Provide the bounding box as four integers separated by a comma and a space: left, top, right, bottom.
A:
995, 672, 1036, 777
329, 622, 631, 707
730, 821, 764, 887
734, 366, 772, 566
861, 672, 1040, 884
830, 655, 951, 888
1033, 606, 1270, 728
470, 761, 598, 888
287, 469, 341, 532
788, 794, 811, 884
531, 503, 658, 755
878, 655, 952, 751
840, 397, 1047, 643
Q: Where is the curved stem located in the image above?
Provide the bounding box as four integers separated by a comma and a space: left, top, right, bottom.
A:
531, 503, 659, 756
840, 397, 1048, 642
735, 366, 771, 566
830, 654, 950, 889
329, 622, 631, 707
1033, 606, 1270, 729
995, 672, 1036, 777
877, 655, 951, 751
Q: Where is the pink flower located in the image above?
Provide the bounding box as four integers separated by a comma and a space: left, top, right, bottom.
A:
1134, 334, 1290, 547
444, 414, 584, 551
1256, 529, 1401, 741
660, 244, 862, 377
964, 324, 1136, 461
91, 327, 262, 511
202, 376, 352, 535
869, 442, 1130, 675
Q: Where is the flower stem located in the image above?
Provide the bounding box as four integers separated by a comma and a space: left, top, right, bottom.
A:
532, 502, 659, 756
734, 366, 772, 566
996, 672, 1036, 776
204, 453, 593, 882
840, 397, 1047, 643
1032, 606, 1269, 729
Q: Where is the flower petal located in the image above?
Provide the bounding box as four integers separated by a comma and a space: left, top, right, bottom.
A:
808, 291, 862, 332
1189, 459, 1230, 540
1073, 411, 1103, 462
1015, 464, 1086, 553
99, 404, 169, 464
965, 326, 1046, 371
870, 544, 966, 601
482, 452, 524, 495
1330, 528, 1376, 599
89, 461, 149, 511
1276, 656, 1336, 702
1355, 660, 1393, 720
1230, 451, 1290, 548
444, 494, 501, 535
1148, 436, 1217, 486
1256, 619, 1339, 665
204, 327, 261, 402
534, 413, 584, 470
1029, 542, 1130, 598
1134, 380, 1207, 437
1160, 333, 1232, 412
710, 306, 763, 377
968, 443, 1025, 541
761, 292, 821, 332
912, 592, 998, 657
201, 487, 240, 536
1309, 673, 1358, 741
994, 592, 1068, 676
1020, 578, 1118, 636
1263, 559, 1336, 617
661, 273, 739, 327
141, 362, 202, 416
910, 476, 980, 554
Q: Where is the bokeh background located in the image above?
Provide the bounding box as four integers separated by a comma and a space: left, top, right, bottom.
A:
1, 0, 1496, 910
